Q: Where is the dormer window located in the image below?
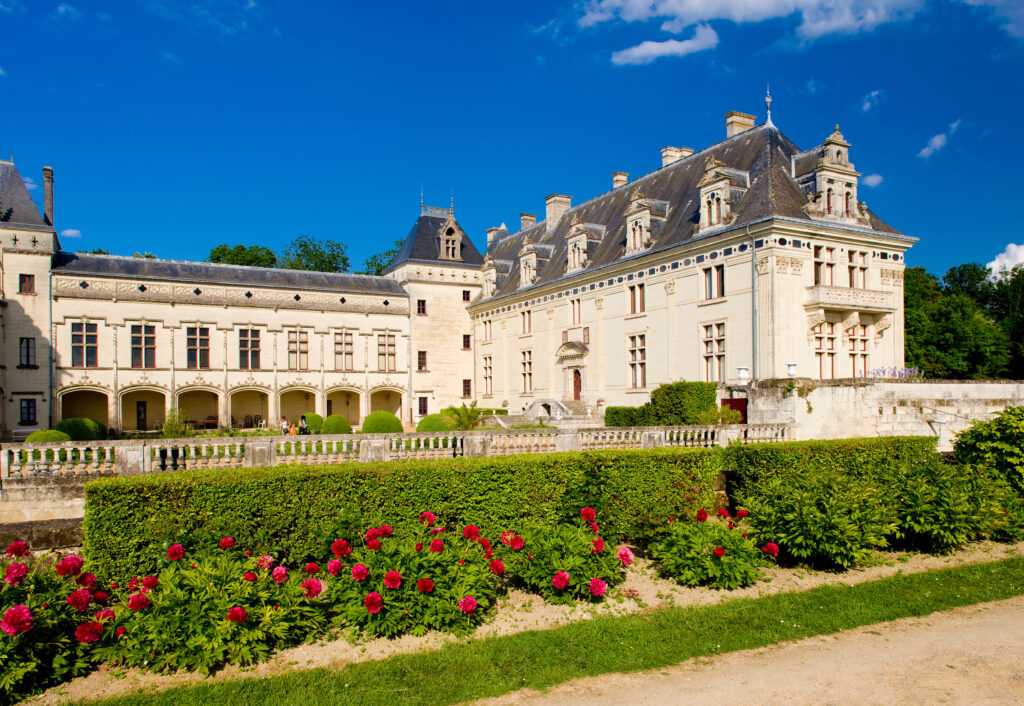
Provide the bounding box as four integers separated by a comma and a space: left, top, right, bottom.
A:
629, 220, 645, 251
697, 157, 747, 231
442, 228, 458, 259
845, 192, 853, 217
826, 188, 834, 215
569, 241, 583, 270
520, 253, 537, 287
624, 187, 658, 256
805, 125, 867, 225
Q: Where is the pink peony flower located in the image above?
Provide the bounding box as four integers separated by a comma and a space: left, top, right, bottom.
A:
257, 554, 275, 569
364, 592, 383, 614
763, 542, 780, 558
588, 577, 608, 597
6, 540, 29, 558
67, 589, 92, 612
479, 537, 492, 552
552, 570, 570, 590
127, 577, 139, 590
115, 626, 126, 638
4, 562, 28, 586
592, 538, 605, 553
1, 605, 33, 635
499, 530, 515, 546
415, 543, 424, 551
429, 527, 446, 535
243, 571, 257, 582
417, 578, 434, 592
301, 578, 322, 598
419, 511, 436, 527
458, 595, 478, 614
365, 528, 381, 542
462, 525, 480, 541
166, 544, 185, 561
141, 575, 159, 592
617, 546, 635, 567
271, 566, 288, 584
127, 593, 151, 611
56, 554, 84, 576
490, 559, 505, 576
429, 539, 444, 553
696, 509, 708, 523
510, 536, 525, 551
331, 538, 352, 557
227, 606, 248, 623
304, 562, 319, 575
713, 546, 726, 558
219, 537, 235, 550
327, 559, 343, 576
383, 570, 402, 589
94, 609, 115, 622
580, 507, 596, 521
351, 564, 369, 581
75, 621, 103, 643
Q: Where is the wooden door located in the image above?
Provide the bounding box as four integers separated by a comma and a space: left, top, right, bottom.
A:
136, 401, 147, 430
573, 370, 582, 401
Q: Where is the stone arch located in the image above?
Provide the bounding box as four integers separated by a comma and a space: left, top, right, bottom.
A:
326, 386, 363, 427
58, 387, 110, 428
118, 386, 168, 432
229, 386, 270, 429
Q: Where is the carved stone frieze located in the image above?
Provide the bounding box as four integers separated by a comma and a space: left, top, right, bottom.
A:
755, 258, 771, 276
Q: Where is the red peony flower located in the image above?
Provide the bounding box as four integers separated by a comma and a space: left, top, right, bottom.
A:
617, 546, 635, 567
219, 537, 235, 549
365, 528, 381, 542
429, 539, 444, 553
327, 559, 342, 576
417, 578, 434, 593
127, 593, 151, 611
717, 508, 729, 519
67, 589, 92, 612
110, 582, 119, 589
429, 527, 446, 536
742, 533, 748, 538
331, 538, 351, 557
499, 530, 515, 546
95, 609, 115, 622
6, 540, 29, 558
127, 577, 140, 591
93, 591, 109, 604
458, 595, 478, 614
367, 539, 382, 550
56, 554, 84, 576
75, 621, 103, 643
257, 554, 275, 569
4, 562, 28, 586
243, 571, 257, 582
115, 626, 126, 638
351, 564, 369, 581
588, 577, 608, 597
304, 562, 319, 575
728, 523, 735, 530
379, 525, 394, 537
301, 577, 323, 598
383, 570, 402, 589
736, 509, 748, 519
580, 507, 596, 521
552, 570, 570, 590
364, 592, 383, 614
1, 605, 33, 635
458, 559, 465, 565
668, 516, 675, 522
271, 566, 288, 584
166, 544, 185, 561
76, 572, 96, 588
478, 537, 492, 552
762, 542, 779, 558
462, 525, 480, 541
489, 559, 505, 575
245, 550, 253, 556
696, 509, 709, 522
141, 575, 159, 592
713, 546, 726, 558
227, 606, 248, 623
592, 538, 605, 553
415, 543, 424, 551
418, 511, 436, 527
510, 536, 525, 551
484, 550, 493, 560
588, 522, 600, 535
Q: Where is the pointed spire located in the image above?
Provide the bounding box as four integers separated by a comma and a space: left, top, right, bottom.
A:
419, 187, 425, 214
765, 83, 773, 126
450, 190, 455, 217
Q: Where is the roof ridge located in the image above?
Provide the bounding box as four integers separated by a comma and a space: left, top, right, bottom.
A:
65, 252, 388, 281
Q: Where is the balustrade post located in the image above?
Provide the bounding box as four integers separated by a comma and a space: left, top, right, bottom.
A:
640, 430, 665, 449
463, 434, 491, 458
120, 441, 147, 475
716, 427, 738, 448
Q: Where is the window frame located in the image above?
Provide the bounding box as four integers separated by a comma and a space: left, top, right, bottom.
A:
18, 337, 36, 367
19, 398, 36, 425
287, 329, 309, 371
18, 274, 35, 294
628, 334, 646, 389
239, 328, 261, 370
185, 326, 210, 370
71, 322, 98, 368
702, 322, 726, 381
130, 324, 156, 369
377, 333, 397, 372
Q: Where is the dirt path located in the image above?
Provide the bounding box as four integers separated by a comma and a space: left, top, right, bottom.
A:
479, 596, 1024, 705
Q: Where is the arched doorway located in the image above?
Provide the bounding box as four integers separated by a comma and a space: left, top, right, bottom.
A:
120, 388, 167, 432
176, 389, 220, 430
279, 388, 315, 426
230, 389, 269, 429
369, 388, 401, 416
60, 389, 110, 428
326, 389, 361, 427
573, 370, 582, 401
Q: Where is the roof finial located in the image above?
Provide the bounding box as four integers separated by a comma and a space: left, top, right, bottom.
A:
450, 190, 454, 217
419, 187, 424, 214
765, 82, 773, 126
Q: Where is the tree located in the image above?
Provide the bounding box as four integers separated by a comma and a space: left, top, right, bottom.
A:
132, 252, 156, 259
943, 263, 994, 310
359, 239, 405, 276
992, 264, 1024, 378
278, 234, 350, 273
79, 248, 110, 254
443, 402, 484, 430
207, 244, 277, 268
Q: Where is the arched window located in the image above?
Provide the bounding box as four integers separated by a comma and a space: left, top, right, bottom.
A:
706, 200, 713, 225
845, 192, 853, 217
443, 228, 457, 259
715, 198, 722, 223
826, 189, 833, 215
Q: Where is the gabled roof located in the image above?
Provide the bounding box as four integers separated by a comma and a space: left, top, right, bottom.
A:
0, 160, 47, 227
385, 209, 484, 273
482, 123, 905, 301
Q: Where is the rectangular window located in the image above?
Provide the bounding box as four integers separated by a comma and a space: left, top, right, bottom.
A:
570, 298, 581, 325
483, 355, 493, 395
628, 284, 645, 314
848, 251, 868, 289
462, 334, 471, 350
462, 379, 472, 398
702, 323, 726, 381
583, 327, 590, 344
377, 333, 396, 372
287, 330, 309, 371
462, 290, 471, 302
18, 274, 34, 294
417, 350, 428, 371
628, 334, 646, 389
813, 322, 836, 379
521, 310, 532, 334
417, 299, 427, 315
239, 329, 261, 370
483, 319, 492, 341
19, 399, 36, 425
186, 326, 210, 370
333, 331, 353, 371
130, 325, 156, 369
418, 396, 428, 416
702, 267, 724, 300
18, 337, 36, 367
814, 246, 835, 286
848, 324, 869, 376
716, 264, 725, 298
521, 350, 533, 393
71, 322, 98, 368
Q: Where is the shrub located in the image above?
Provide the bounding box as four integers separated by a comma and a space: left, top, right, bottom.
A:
25, 430, 71, 443
360, 410, 403, 434
55, 418, 106, 441
162, 408, 190, 438
83, 448, 721, 581
475, 408, 508, 416
604, 406, 651, 427
953, 406, 1024, 494
650, 511, 769, 589
321, 415, 353, 435
303, 413, 324, 434
647, 382, 718, 425
416, 414, 453, 432
442, 402, 484, 430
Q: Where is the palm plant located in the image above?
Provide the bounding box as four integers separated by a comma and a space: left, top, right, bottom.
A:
443, 401, 483, 431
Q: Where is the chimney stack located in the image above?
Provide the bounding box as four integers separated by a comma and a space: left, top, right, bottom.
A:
725, 111, 756, 137
660, 146, 694, 167
520, 213, 537, 231
612, 172, 629, 189
486, 226, 500, 248
42, 166, 54, 226
544, 194, 572, 232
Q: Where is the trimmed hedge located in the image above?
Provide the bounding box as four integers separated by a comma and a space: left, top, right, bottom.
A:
604, 381, 718, 427
416, 413, 454, 432
321, 414, 352, 434
26, 430, 71, 443
604, 406, 651, 427
303, 413, 324, 434
55, 417, 106, 441
361, 410, 403, 433
82, 447, 722, 581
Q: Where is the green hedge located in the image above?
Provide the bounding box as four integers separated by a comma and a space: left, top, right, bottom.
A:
605, 382, 718, 427
416, 413, 454, 432
321, 414, 352, 434
83, 447, 722, 581
604, 406, 651, 427
26, 430, 71, 443
55, 417, 106, 441
304, 413, 324, 434
361, 410, 403, 433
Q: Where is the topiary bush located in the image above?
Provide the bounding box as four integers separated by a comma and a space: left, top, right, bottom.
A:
647, 381, 718, 425
416, 414, 453, 432
25, 430, 71, 443
360, 410, 403, 434
604, 406, 651, 427
303, 413, 324, 434
321, 414, 353, 435
55, 418, 106, 441
953, 405, 1024, 495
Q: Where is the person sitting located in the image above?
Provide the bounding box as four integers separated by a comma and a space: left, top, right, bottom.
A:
298, 415, 310, 435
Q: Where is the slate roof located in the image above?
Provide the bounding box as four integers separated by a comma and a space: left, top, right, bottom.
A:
0, 160, 47, 227
51, 252, 408, 295
385, 211, 484, 273
483, 123, 906, 301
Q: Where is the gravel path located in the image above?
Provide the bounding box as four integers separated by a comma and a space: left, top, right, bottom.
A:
479, 595, 1024, 705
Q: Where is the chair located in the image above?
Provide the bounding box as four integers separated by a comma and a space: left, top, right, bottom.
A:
254, 415, 264, 429
244, 415, 254, 429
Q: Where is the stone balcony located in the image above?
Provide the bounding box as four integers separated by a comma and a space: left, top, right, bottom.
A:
804, 285, 894, 312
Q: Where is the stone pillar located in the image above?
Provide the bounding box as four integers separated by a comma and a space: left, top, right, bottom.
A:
269, 390, 280, 427
218, 391, 229, 428
359, 438, 390, 463
641, 430, 665, 448
463, 434, 491, 458
119, 442, 146, 475
244, 439, 276, 468
716, 427, 738, 448
555, 431, 580, 453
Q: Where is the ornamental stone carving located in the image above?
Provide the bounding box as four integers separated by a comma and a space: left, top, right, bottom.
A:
756, 258, 770, 276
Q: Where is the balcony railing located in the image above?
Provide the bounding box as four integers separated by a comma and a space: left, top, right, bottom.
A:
805, 285, 894, 312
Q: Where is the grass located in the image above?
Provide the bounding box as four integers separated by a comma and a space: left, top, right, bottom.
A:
86, 556, 1024, 706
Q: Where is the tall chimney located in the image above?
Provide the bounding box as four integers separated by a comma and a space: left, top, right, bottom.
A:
544, 194, 571, 232
486, 226, 499, 248
520, 213, 537, 231
42, 166, 54, 226
660, 146, 694, 167
725, 111, 756, 137
612, 172, 628, 189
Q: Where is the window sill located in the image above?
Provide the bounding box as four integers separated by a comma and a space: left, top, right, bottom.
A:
624, 312, 647, 320
17, 292, 37, 296
625, 388, 648, 394
18, 422, 38, 427
698, 297, 727, 307
417, 369, 430, 373
17, 365, 39, 370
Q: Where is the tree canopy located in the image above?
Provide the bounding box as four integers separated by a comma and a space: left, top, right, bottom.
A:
359, 239, 405, 276
207, 244, 278, 268
278, 234, 350, 273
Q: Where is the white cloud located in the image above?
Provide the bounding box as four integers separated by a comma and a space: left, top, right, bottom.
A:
22, 176, 38, 190
918, 119, 962, 158
0, 66, 5, 76
60, 228, 82, 238
962, 0, 1024, 38
863, 173, 884, 187
988, 243, 1024, 273
142, 0, 263, 36
801, 78, 825, 95
861, 88, 884, 111
611, 23, 719, 65
52, 3, 81, 20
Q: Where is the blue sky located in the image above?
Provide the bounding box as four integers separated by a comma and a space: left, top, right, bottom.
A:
1, 0, 1022, 275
